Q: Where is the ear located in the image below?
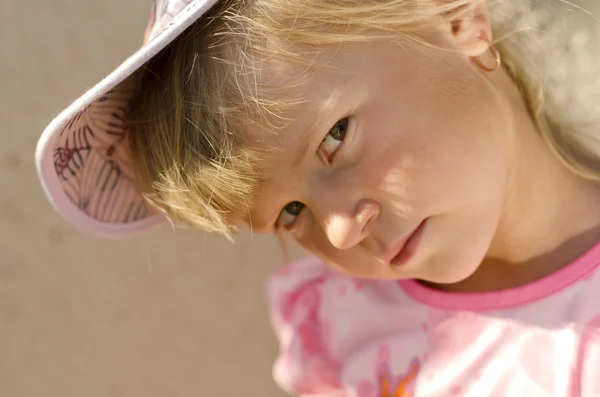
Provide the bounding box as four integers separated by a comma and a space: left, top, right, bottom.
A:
443, 1, 492, 57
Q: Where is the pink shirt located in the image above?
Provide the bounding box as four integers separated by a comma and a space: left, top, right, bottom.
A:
267, 242, 600, 397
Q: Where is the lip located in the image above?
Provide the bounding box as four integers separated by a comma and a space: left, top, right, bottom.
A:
382, 219, 426, 267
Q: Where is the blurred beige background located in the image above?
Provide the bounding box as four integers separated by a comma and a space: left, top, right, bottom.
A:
0, 1, 302, 396
5, 1, 600, 397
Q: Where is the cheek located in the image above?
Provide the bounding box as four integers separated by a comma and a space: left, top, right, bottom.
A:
367, 81, 508, 212
351, 119, 440, 215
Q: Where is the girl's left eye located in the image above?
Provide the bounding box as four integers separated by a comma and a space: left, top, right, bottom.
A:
319, 117, 349, 162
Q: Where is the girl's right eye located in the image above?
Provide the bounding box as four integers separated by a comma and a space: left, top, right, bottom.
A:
277, 201, 305, 228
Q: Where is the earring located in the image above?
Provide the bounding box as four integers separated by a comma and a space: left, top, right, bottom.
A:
471, 43, 501, 72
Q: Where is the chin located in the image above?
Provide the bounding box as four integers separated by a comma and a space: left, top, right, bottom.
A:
415, 250, 487, 285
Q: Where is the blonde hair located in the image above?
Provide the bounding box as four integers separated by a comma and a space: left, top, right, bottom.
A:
127, 0, 600, 237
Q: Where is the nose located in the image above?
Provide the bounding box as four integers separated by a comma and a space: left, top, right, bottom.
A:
319, 199, 380, 250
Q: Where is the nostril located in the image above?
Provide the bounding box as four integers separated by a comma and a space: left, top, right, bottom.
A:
357, 200, 380, 236
361, 213, 375, 235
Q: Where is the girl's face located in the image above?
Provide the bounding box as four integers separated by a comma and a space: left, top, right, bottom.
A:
244, 32, 516, 282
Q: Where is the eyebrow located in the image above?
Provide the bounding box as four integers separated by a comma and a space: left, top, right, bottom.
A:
290, 86, 346, 168
291, 113, 326, 168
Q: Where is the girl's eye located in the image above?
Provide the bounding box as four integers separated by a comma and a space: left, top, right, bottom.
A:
277, 201, 305, 228
319, 117, 349, 162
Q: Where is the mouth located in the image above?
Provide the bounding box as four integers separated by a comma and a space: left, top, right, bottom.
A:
383, 219, 427, 268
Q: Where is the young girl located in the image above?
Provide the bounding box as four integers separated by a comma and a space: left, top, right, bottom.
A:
36, 0, 600, 395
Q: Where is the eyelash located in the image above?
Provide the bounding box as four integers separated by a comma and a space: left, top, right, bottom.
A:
276, 117, 350, 230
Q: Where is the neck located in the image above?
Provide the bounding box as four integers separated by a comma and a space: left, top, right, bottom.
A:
436, 70, 600, 293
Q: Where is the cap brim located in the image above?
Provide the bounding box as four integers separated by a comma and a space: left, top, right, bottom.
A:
35, 0, 219, 238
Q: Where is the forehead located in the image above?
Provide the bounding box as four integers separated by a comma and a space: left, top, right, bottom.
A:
243, 43, 363, 139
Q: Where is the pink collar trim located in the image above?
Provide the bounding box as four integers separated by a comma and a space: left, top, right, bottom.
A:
399, 240, 600, 312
